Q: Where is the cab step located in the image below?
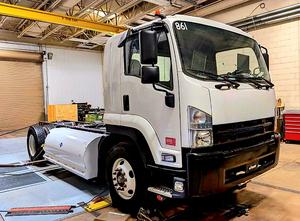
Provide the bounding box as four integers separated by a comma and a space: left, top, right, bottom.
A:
147, 186, 174, 198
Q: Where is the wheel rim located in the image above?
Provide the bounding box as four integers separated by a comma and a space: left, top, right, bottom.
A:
28, 134, 36, 157
112, 158, 136, 200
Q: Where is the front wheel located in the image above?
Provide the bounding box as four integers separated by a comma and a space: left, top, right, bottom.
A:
105, 143, 146, 213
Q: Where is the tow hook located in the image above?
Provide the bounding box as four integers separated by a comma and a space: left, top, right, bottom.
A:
237, 181, 249, 190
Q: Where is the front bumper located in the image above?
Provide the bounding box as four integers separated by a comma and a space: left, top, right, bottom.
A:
148, 134, 280, 198
186, 135, 280, 197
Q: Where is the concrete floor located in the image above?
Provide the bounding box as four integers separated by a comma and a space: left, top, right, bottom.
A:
0, 135, 107, 221
67, 143, 300, 221
234, 142, 300, 221
0, 131, 300, 220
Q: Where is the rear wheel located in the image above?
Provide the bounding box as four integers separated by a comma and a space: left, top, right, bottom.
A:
27, 125, 47, 161
106, 143, 146, 213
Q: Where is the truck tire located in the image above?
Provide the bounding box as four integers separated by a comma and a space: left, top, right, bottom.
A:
27, 125, 47, 161
105, 143, 146, 214
43, 124, 55, 135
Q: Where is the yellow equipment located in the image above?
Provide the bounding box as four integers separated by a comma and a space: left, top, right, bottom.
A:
84, 198, 111, 212
0, 2, 126, 35
48, 104, 78, 122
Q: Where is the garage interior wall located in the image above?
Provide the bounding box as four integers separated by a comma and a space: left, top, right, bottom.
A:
44, 46, 103, 109
249, 21, 300, 110
0, 41, 104, 130
205, 0, 300, 110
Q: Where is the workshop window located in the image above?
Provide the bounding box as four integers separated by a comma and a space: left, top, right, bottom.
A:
125, 30, 173, 89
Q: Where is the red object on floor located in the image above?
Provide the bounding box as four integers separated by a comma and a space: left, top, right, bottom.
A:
283, 110, 300, 141
6, 205, 73, 216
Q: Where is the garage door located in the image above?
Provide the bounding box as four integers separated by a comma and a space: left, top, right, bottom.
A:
0, 50, 44, 131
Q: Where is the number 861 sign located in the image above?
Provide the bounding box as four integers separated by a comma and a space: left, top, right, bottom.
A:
174, 22, 188, 30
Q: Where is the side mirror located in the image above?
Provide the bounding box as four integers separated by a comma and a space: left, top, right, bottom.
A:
261, 46, 269, 70
141, 66, 160, 84
140, 30, 158, 64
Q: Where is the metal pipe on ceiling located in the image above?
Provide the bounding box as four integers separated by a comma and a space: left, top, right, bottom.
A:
234, 6, 300, 27
231, 3, 300, 30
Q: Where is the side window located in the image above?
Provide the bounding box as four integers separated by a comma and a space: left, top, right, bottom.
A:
157, 31, 172, 89
125, 34, 141, 77
124, 30, 173, 89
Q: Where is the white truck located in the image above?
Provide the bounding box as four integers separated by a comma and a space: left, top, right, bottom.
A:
27, 15, 280, 212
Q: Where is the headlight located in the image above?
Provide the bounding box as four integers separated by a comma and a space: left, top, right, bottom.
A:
188, 106, 213, 148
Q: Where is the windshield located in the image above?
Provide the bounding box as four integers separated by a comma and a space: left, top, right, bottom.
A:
173, 21, 270, 81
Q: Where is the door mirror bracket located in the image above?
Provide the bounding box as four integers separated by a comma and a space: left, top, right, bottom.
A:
260, 45, 269, 70
152, 84, 175, 108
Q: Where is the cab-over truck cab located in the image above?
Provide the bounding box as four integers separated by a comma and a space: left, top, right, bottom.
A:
27, 15, 280, 212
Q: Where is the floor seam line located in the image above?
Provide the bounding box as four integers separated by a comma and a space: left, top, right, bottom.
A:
251, 180, 300, 195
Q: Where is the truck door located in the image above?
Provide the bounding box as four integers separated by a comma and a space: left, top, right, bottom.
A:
121, 28, 181, 155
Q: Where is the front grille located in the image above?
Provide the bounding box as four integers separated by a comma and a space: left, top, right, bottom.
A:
213, 117, 274, 150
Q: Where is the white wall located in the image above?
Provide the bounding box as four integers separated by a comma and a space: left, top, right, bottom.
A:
44, 46, 104, 108
0, 41, 104, 111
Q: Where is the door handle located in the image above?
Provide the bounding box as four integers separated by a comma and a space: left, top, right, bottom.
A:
123, 95, 130, 111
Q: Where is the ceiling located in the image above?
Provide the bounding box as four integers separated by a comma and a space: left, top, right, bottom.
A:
0, 0, 222, 50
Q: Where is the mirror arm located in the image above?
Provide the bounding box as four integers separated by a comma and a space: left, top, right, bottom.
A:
152, 83, 169, 94
152, 84, 175, 108
260, 45, 268, 53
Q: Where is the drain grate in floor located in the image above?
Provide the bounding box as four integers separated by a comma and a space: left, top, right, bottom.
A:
0, 172, 46, 192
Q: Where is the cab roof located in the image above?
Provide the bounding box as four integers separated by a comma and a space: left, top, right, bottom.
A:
131, 14, 252, 39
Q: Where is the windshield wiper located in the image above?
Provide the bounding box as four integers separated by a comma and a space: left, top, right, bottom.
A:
220, 71, 273, 89
236, 76, 273, 89
186, 69, 240, 89
251, 77, 274, 88
237, 76, 265, 89
216, 75, 240, 89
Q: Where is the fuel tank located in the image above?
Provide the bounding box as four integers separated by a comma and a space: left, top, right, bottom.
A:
44, 127, 106, 179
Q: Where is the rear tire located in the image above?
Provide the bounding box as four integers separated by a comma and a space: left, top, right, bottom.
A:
43, 124, 55, 135
27, 125, 47, 161
105, 143, 146, 214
